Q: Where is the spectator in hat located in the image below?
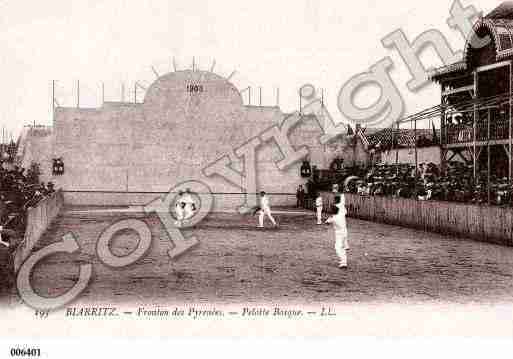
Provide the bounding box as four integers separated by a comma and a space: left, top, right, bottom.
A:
296, 185, 305, 208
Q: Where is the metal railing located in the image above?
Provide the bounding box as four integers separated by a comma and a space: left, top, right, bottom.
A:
445, 118, 512, 144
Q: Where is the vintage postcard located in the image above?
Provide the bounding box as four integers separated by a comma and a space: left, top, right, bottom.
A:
1, 0, 513, 356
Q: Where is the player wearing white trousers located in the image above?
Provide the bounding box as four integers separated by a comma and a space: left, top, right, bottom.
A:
325, 201, 349, 268
315, 194, 323, 225
174, 195, 185, 227
175, 202, 185, 220
334, 233, 348, 267
258, 192, 277, 228
181, 190, 196, 219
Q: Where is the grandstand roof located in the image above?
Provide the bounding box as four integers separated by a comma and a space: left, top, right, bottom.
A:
486, 1, 513, 19
430, 2, 513, 81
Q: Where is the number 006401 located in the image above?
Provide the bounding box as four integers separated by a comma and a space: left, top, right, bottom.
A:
10, 348, 41, 357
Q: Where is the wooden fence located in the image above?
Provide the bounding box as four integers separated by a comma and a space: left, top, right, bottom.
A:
307, 192, 513, 246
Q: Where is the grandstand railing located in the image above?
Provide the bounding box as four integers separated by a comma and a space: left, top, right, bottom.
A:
445, 112, 512, 145
13, 190, 64, 272
308, 192, 513, 246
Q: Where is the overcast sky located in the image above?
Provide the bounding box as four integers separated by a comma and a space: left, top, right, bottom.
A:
0, 0, 498, 138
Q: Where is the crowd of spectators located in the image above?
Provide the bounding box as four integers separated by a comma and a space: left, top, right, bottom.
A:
0, 163, 55, 247
297, 160, 513, 207
344, 161, 513, 206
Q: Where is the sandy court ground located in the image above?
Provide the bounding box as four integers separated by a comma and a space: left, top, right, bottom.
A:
6, 206, 513, 306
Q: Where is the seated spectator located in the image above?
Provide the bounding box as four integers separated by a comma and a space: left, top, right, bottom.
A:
0, 226, 9, 247
0, 161, 56, 237
24, 188, 44, 210
418, 183, 433, 201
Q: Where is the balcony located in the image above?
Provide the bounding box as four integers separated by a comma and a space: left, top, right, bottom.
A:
444, 111, 512, 146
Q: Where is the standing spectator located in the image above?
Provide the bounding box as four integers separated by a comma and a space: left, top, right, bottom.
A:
306, 180, 316, 200
47, 182, 55, 194
296, 185, 305, 208
312, 165, 319, 183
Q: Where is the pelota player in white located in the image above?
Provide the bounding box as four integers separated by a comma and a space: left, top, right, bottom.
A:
325, 195, 349, 268
174, 190, 186, 226
182, 188, 196, 219
315, 192, 323, 225
257, 191, 278, 228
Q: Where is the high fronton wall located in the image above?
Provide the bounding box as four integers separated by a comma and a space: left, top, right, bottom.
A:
22, 70, 334, 209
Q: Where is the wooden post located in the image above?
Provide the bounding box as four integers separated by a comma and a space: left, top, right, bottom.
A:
52, 80, 55, 126
487, 108, 491, 205
102, 82, 105, 104
77, 80, 80, 108
259, 86, 262, 106
151, 66, 159, 78
299, 90, 301, 114
276, 87, 280, 107
440, 85, 446, 176
134, 83, 137, 104
414, 118, 418, 199
473, 71, 478, 180
509, 63, 512, 184
395, 123, 399, 167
